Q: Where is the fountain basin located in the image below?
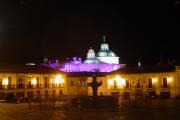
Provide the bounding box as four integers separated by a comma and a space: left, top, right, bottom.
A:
72, 96, 119, 108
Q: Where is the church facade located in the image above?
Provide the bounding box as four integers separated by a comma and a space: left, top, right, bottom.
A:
42, 35, 125, 72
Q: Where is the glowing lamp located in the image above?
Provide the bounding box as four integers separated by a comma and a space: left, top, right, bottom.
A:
115, 76, 125, 87
31, 79, 37, 85
54, 75, 64, 85
152, 78, 157, 83
2, 79, 8, 85
108, 79, 113, 88
167, 77, 172, 83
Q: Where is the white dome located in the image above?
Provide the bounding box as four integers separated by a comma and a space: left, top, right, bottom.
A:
87, 48, 96, 59
98, 51, 107, 57
97, 35, 117, 57
108, 51, 116, 57
84, 47, 101, 64
97, 50, 116, 57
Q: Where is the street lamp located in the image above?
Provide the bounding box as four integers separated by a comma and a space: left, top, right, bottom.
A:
2, 78, 8, 86
54, 75, 64, 87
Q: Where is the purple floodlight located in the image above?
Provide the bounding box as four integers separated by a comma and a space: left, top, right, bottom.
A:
43, 57, 126, 72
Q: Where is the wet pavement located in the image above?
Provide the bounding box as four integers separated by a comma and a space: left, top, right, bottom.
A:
1, 99, 180, 120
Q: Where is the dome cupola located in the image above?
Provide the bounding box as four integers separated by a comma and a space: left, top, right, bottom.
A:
97, 35, 116, 57
87, 47, 96, 59
84, 47, 100, 64
97, 35, 119, 64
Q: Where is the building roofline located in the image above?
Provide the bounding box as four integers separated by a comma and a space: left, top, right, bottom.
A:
108, 65, 175, 75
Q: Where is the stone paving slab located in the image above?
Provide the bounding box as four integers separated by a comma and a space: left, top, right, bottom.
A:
1, 99, 180, 120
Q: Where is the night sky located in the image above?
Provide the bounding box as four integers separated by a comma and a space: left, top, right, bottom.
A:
0, 0, 179, 66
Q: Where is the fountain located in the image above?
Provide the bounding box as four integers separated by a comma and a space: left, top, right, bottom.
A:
88, 74, 102, 97
72, 73, 118, 109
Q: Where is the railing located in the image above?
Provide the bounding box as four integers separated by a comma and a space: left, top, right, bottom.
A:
26, 84, 43, 88
27, 84, 33, 89
146, 85, 153, 88
26, 84, 64, 89
16, 84, 25, 89
161, 85, 170, 88
7, 85, 16, 89
160, 85, 170, 92
0, 84, 64, 90
135, 85, 143, 89
0, 85, 16, 90
145, 85, 155, 91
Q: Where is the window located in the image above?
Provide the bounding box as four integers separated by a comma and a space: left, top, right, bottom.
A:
17, 78, 23, 88
80, 80, 86, 86
59, 90, 63, 96
36, 77, 40, 87
28, 77, 31, 84
162, 77, 168, 87
113, 80, 117, 89
125, 79, 130, 88
27, 77, 32, 88
79, 77, 86, 86
52, 90, 56, 96
44, 77, 48, 88
8, 77, 12, 85
147, 78, 152, 88
8, 77, 12, 89
71, 81, 74, 86
45, 90, 48, 98
136, 79, 141, 88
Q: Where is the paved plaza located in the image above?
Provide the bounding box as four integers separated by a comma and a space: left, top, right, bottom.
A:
1, 99, 180, 120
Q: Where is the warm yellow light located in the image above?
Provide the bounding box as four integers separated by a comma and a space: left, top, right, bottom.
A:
115, 76, 125, 88
108, 76, 126, 89
108, 79, 113, 85
108, 79, 113, 88
54, 75, 64, 85
31, 79, 37, 85
167, 77, 172, 83
152, 78, 157, 83
2, 79, 8, 85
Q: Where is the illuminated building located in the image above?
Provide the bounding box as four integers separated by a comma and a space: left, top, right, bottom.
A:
105, 66, 177, 98
1, 36, 180, 100
39, 35, 180, 99
43, 35, 124, 72
65, 65, 180, 98
0, 64, 66, 99
1, 63, 180, 99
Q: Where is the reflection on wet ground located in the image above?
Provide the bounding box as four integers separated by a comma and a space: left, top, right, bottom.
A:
1, 99, 180, 120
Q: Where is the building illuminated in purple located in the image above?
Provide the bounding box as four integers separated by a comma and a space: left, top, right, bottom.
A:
42, 35, 126, 72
